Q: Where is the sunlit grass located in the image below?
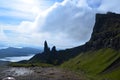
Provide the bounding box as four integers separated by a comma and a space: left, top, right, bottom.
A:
61, 48, 120, 80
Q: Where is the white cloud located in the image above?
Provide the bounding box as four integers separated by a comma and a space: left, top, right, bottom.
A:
1, 0, 120, 49
98, 0, 120, 13
31, 0, 120, 48
87, 0, 102, 8
32, 0, 96, 47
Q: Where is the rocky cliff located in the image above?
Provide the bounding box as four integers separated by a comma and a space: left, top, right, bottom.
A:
86, 12, 120, 50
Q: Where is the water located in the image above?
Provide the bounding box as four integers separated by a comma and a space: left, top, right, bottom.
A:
6, 68, 33, 76
0, 54, 34, 62
2, 67, 34, 77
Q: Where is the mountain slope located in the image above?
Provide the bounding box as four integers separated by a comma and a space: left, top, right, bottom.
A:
61, 12, 120, 80
61, 48, 120, 79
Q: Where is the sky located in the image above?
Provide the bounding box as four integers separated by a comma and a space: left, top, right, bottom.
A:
0, 0, 120, 49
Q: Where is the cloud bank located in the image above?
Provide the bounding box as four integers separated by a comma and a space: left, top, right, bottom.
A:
0, 0, 120, 49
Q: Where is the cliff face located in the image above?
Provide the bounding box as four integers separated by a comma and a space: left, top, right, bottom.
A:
85, 12, 120, 50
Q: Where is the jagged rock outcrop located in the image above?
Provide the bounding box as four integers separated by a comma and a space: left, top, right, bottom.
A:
29, 41, 58, 64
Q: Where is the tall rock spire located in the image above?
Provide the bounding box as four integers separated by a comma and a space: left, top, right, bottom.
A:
51, 46, 56, 54
44, 41, 50, 54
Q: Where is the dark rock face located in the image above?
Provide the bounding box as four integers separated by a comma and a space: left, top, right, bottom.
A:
43, 41, 56, 54
86, 12, 120, 50
51, 46, 56, 54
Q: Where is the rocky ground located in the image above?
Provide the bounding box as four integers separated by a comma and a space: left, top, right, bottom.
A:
0, 67, 85, 80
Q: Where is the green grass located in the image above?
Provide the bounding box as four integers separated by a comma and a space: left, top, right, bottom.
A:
61, 48, 120, 80
101, 67, 120, 80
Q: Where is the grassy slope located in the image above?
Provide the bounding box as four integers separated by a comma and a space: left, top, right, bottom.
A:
61, 48, 120, 80
103, 67, 120, 80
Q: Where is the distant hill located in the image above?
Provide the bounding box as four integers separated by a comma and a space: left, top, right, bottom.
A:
0, 47, 41, 58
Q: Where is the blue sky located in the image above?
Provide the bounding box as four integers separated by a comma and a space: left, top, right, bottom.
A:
0, 0, 63, 25
0, 0, 120, 49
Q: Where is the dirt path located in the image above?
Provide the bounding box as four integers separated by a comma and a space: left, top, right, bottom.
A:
0, 67, 84, 80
